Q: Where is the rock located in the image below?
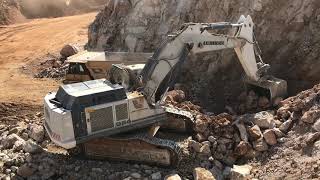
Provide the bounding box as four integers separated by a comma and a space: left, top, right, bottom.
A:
17, 164, 34, 178
165, 90, 185, 103
263, 129, 277, 145
28, 125, 44, 143
273, 128, 285, 138
230, 165, 252, 180
195, 119, 208, 133
193, 167, 216, 180
10, 166, 18, 172
234, 141, 251, 156
277, 107, 291, 120
313, 140, 320, 155
131, 172, 142, 179
151, 172, 162, 180
1, 134, 24, 149
248, 125, 262, 140
189, 140, 202, 153
164, 174, 182, 180
213, 160, 224, 170
13, 138, 26, 151
252, 111, 275, 129
195, 133, 207, 142
60, 44, 79, 58
305, 132, 320, 145
301, 110, 320, 124
258, 96, 270, 108
208, 136, 216, 143
223, 166, 232, 179
92, 168, 103, 173
252, 138, 268, 152
235, 123, 248, 142
279, 119, 293, 132
200, 144, 211, 155
8, 127, 19, 134
313, 119, 320, 132
23, 139, 43, 153
21, 133, 28, 140
244, 149, 261, 159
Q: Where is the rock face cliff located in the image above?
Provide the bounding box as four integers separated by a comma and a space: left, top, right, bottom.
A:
88, 0, 320, 112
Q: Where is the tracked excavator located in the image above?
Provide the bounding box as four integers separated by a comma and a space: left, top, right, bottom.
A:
44, 15, 287, 166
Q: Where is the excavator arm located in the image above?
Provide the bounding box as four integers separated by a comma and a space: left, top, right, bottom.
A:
140, 15, 286, 105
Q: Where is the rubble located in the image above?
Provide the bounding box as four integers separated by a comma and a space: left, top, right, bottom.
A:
301, 109, 320, 124
313, 119, 320, 132
252, 138, 268, 152
263, 129, 277, 145
34, 64, 68, 79
28, 124, 45, 143
230, 165, 252, 180
279, 119, 293, 132
193, 167, 216, 180
250, 111, 275, 129
33, 54, 69, 79
23, 139, 43, 153
164, 174, 182, 180
248, 125, 262, 140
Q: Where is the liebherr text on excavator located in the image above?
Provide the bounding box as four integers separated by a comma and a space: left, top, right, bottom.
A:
44, 15, 287, 166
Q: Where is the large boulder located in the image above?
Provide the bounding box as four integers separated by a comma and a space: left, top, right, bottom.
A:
60, 44, 79, 58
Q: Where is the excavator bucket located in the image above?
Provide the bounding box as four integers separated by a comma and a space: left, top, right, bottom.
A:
244, 76, 287, 103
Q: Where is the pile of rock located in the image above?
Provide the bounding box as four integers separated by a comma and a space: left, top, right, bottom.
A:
233, 90, 283, 114
165, 86, 320, 179
34, 44, 80, 79
34, 64, 68, 79
0, 124, 46, 179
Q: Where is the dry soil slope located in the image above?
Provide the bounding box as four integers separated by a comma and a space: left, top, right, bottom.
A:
0, 12, 97, 105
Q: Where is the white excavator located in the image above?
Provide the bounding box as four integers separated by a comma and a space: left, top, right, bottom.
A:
44, 15, 287, 166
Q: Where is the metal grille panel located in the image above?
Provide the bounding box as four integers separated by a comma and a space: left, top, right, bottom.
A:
90, 106, 114, 132
115, 103, 128, 121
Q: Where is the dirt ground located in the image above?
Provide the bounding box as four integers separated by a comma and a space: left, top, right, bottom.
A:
0, 12, 96, 105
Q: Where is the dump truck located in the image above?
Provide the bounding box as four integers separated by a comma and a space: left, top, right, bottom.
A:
64, 50, 151, 83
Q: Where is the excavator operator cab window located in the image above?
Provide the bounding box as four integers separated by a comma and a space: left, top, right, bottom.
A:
68, 63, 90, 75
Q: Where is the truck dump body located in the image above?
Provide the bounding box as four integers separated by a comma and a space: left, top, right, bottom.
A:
65, 51, 152, 83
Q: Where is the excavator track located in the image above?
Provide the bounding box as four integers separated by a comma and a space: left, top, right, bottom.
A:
69, 106, 195, 167
162, 106, 196, 133
80, 132, 182, 167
